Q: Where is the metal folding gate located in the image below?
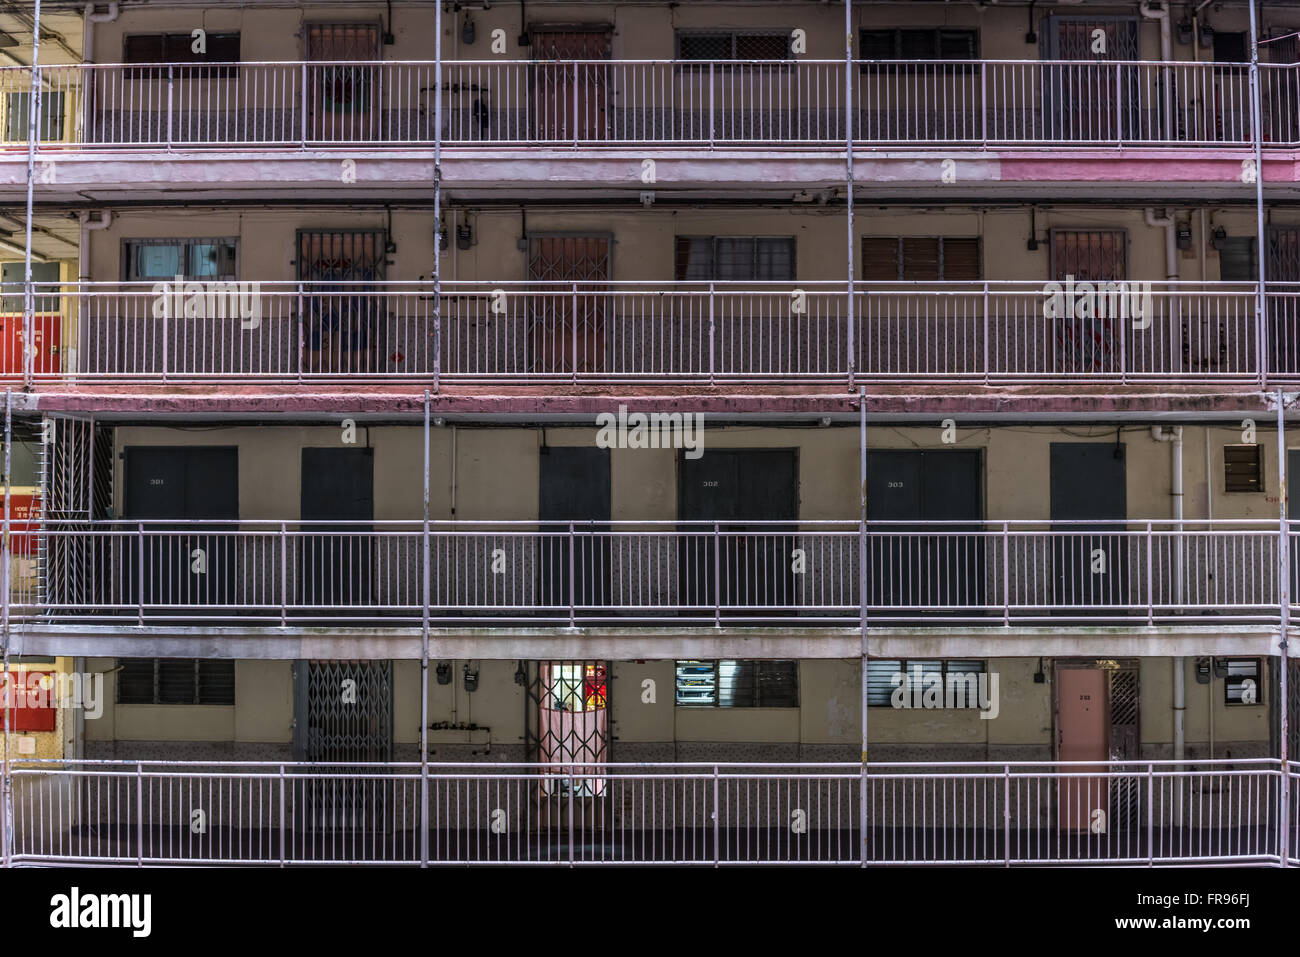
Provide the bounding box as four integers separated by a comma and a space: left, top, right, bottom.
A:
292, 659, 394, 832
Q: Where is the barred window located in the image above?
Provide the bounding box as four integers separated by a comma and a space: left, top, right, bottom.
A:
868, 659, 987, 707
1, 261, 61, 313
676, 31, 792, 61
3, 91, 66, 141
117, 659, 235, 705
675, 660, 799, 708
676, 236, 795, 281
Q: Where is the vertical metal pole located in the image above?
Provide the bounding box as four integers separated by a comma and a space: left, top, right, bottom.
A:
1278, 389, 1291, 866
421, 390, 431, 868
432, 0, 443, 395
2, 390, 12, 867
844, 0, 855, 391
1249, 0, 1268, 388
22, 1, 43, 389
278, 764, 286, 867
858, 384, 867, 867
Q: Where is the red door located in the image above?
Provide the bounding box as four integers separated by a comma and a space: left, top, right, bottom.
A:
530, 29, 611, 142
0, 313, 61, 377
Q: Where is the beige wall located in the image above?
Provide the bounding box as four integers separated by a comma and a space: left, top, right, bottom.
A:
81, 655, 1273, 751
110, 422, 1295, 525
88, 4, 1272, 64
80, 206, 1300, 286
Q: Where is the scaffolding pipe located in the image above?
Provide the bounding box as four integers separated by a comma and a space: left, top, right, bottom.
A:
2, 389, 11, 868
432, 0, 443, 395
858, 384, 867, 867
1152, 425, 1185, 763
844, 0, 855, 390
421, 389, 431, 868
1278, 388, 1291, 867
22, 0, 42, 388
1248, 0, 1268, 387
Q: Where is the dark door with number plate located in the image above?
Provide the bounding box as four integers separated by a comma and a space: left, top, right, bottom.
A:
1051, 443, 1128, 616
678, 450, 797, 618
866, 450, 984, 619
123, 447, 238, 617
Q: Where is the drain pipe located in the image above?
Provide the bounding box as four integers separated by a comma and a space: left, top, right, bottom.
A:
78, 210, 110, 283
81, 4, 118, 141
1145, 207, 1179, 283
1154, 425, 1185, 761
82, 3, 118, 63
77, 211, 111, 377
1140, 1, 1173, 141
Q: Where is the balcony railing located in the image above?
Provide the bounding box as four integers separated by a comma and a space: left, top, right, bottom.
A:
6, 280, 1297, 384
18, 519, 1295, 627
2, 59, 1297, 150
4, 759, 1291, 865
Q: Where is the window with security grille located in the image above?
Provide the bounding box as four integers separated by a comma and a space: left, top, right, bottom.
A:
1223, 444, 1265, 493
868, 659, 987, 707
1, 261, 61, 313
675, 660, 798, 707
116, 658, 235, 705
676, 31, 792, 61
860, 28, 978, 63
124, 33, 240, 77
1224, 658, 1262, 705
4, 91, 66, 141
124, 239, 238, 282
675, 237, 795, 281
862, 237, 981, 281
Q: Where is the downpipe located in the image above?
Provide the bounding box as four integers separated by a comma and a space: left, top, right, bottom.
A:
1152, 426, 1186, 768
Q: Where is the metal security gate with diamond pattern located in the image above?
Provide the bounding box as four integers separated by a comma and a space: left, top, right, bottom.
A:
1267, 227, 1300, 377
524, 660, 612, 841
292, 660, 394, 833
527, 235, 610, 374
1044, 16, 1140, 142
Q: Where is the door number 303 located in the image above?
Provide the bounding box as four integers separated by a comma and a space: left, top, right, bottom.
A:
888, 481, 904, 488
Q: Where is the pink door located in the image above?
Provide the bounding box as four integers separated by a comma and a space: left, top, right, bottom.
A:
1057, 666, 1109, 833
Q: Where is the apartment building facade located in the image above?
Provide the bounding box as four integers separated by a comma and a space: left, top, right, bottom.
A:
0, 0, 1297, 866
